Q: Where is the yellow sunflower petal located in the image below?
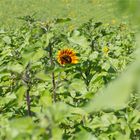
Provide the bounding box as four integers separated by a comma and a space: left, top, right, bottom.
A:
57, 48, 78, 65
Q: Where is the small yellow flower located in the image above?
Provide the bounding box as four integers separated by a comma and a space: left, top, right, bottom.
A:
103, 46, 109, 54
111, 19, 116, 24
68, 25, 75, 32
57, 48, 78, 65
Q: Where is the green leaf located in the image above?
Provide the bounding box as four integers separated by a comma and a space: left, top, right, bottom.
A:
10, 117, 34, 138
31, 48, 45, 62
69, 79, 87, 95
3, 36, 11, 44
0, 73, 11, 79
7, 63, 24, 73
0, 29, 5, 34
35, 71, 51, 81
89, 51, 99, 60
15, 86, 27, 107
68, 33, 89, 47
76, 129, 97, 140
39, 90, 52, 107
51, 127, 63, 140
102, 62, 110, 71
0, 93, 16, 107
55, 18, 71, 23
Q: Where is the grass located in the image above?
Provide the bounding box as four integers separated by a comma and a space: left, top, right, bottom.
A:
0, 0, 123, 28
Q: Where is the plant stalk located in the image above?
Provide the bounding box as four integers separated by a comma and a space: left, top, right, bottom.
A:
23, 62, 32, 116
49, 43, 56, 102
26, 87, 31, 116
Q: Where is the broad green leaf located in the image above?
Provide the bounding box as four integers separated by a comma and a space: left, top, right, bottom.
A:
15, 86, 27, 107
76, 129, 97, 140
10, 117, 34, 138
51, 127, 63, 140
7, 63, 24, 73
39, 90, 52, 107
68, 33, 89, 47
69, 79, 87, 95
3, 36, 11, 44
31, 48, 45, 62
35, 71, 51, 81
0, 73, 11, 79
0, 93, 16, 107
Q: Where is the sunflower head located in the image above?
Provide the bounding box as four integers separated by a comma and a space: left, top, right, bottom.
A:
57, 48, 78, 65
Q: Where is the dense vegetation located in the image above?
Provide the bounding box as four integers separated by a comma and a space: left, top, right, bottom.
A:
1, 0, 140, 139
0, 16, 140, 140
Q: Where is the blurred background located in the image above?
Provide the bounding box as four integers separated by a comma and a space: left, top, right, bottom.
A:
0, 0, 136, 27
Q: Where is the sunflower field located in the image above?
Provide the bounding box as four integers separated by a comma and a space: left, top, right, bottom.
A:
0, 0, 140, 140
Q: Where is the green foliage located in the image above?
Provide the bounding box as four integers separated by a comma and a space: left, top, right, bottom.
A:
0, 16, 140, 140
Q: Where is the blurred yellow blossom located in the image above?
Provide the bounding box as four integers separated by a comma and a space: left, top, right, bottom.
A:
103, 46, 109, 55
68, 24, 75, 31
111, 19, 116, 24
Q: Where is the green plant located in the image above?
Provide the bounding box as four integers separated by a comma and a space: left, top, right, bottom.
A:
0, 16, 139, 140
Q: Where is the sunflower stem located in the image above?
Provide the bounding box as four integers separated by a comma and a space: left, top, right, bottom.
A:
23, 62, 32, 116
26, 87, 31, 116
52, 72, 56, 102
48, 43, 56, 102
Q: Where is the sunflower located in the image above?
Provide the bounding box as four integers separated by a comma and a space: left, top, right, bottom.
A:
102, 46, 109, 54
57, 48, 78, 65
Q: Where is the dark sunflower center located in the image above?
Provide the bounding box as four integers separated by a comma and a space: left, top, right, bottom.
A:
61, 55, 72, 64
